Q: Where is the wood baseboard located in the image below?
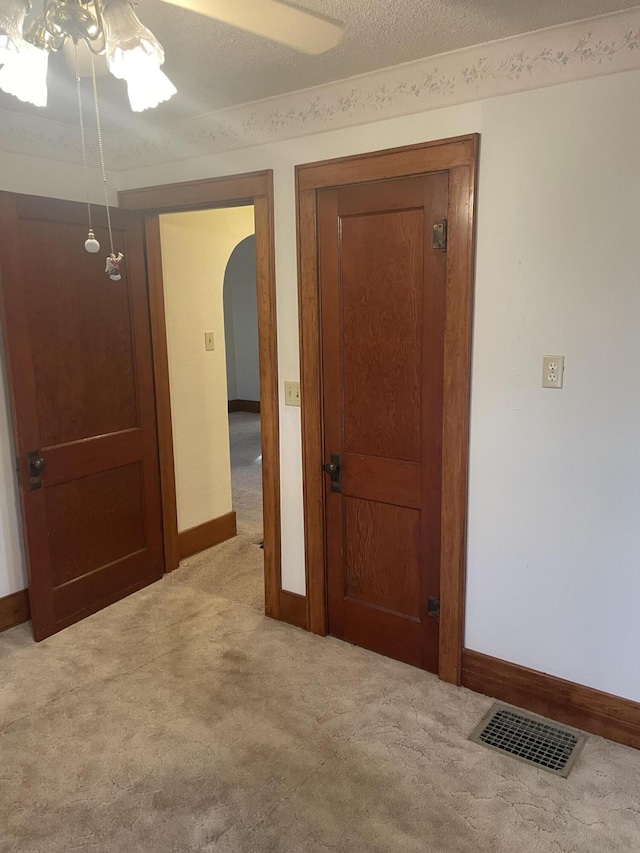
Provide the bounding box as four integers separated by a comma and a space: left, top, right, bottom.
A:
178, 511, 237, 560
278, 590, 308, 630
462, 649, 640, 751
228, 399, 261, 414
0, 588, 30, 633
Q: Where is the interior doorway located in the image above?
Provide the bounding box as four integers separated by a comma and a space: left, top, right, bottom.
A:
296, 137, 479, 684
158, 206, 264, 604
118, 171, 284, 623
158, 206, 256, 556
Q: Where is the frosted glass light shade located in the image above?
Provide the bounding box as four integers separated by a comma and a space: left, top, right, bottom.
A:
102, 0, 176, 110
103, 0, 165, 79
126, 66, 177, 112
0, 40, 49, 106
0, 0, 28, 60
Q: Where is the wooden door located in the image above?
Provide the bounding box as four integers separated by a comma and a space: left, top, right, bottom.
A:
319, 173, 448, 672
0, 194, 164, 641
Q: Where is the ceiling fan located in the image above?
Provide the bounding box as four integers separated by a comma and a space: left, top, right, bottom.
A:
166, 0, 345, 55
0, 0, 346, 110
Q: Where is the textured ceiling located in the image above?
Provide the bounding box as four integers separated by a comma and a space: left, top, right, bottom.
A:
1, 0, 638, 128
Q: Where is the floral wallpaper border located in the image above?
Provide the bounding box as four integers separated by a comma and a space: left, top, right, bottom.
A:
1, 7, 640, 171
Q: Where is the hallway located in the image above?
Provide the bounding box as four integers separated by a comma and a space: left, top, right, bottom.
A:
228, 410, 263, 544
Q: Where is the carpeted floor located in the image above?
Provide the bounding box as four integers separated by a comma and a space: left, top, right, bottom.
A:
1, 426, 639, 850
228, 411, 263, 546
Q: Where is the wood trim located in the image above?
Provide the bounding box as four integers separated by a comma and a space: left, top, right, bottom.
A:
118, 171, 282, 620
0, 589, 30, 633
296, 135, 479, 680
296, 137, 474, 192
228, 399, 261, 413
145, 216, 179, 572
278, 590, 309, 630
253, 188, 281, 620
297, 186, 327, 636
178, 511, 237, 560
462, 649, 640, 752
119, 172, 269, 212
437, 143, 479, 684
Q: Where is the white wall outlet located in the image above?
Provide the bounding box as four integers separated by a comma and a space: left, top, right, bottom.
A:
542, 355, 564, 389
284, 380, 301, 407
204, 331, 215, 351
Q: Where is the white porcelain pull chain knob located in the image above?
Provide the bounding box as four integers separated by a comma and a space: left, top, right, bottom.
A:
84, 229, 100, 253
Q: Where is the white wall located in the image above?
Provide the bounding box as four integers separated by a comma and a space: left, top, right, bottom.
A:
116, 70, 640, 702
0, 149, 120, 206
0, 151, 120, 597
160, 206, 255, 533
223, 280, 238, 401
224, 236, 259, 402
465, 80, 640, 698
0, 324, 25, 598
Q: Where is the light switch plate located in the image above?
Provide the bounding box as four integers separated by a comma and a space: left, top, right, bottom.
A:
542, 355, 564, 389
204, 332, 215, 351
284, 381, 300, 407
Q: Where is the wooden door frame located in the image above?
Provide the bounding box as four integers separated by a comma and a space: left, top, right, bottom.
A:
296, 136, 479, 685
119, 171, 281, 620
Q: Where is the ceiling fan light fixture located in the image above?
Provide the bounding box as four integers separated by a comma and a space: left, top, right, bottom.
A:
0, 0, 29, 62
0, 38, 49, 106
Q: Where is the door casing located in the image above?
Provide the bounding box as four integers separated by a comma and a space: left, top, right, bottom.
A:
119, 171, 283, 622
296, 136, 479, 685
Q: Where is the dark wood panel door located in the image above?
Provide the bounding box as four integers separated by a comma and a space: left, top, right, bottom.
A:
0, 193, 164, 640
319, 174, 448, 672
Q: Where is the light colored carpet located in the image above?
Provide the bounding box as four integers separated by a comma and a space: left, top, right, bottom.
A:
1, 496, 640, 850
229, 411, 263, 545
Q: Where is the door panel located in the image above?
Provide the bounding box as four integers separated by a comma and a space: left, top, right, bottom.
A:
0, 193, 164, 640
47, 463, 146, 586
344, 497, 421, 618
341, 209, 423, 462
320, 173, 448, 673
22, 219, 139, 446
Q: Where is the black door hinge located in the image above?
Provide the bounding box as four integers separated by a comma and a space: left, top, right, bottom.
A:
432, 220, 447, 252
15, 457, 21, 485
427, 596, 440, 622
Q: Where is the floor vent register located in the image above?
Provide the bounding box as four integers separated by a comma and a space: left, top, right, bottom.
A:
469, 704, 586, 777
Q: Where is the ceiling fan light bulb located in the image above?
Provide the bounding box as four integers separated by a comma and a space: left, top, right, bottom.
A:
0, 40, 49, 107
108, 41, 163, 80
126, 66, 176, 112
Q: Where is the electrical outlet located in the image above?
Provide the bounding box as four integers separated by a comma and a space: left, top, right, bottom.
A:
284, 381, 300, 407
542, 355, 564, 389
204, 332, 215, 351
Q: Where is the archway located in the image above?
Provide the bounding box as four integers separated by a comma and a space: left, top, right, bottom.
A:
223, 234, 263, 547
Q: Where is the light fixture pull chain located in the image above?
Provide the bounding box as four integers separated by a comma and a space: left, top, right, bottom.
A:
91, 54, 123, 281
75, 43, 100, 255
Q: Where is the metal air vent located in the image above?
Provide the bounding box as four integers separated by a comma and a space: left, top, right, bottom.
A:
469, 704, 586, 777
